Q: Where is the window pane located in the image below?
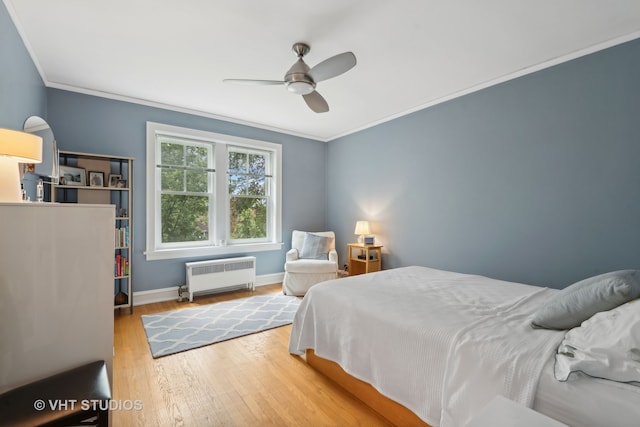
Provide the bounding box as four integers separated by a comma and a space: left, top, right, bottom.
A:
248, 153, 265, 175
229, 197, 267, 239
161, 169, 184, 192
228, 151, 246, 174
228, 175, 265, 196
161, 194, 209, 243
228, 174, 242, 195
186, 170, 208, 193
185, 145, 207, 168
161, 142, 184, 166
247, 176, 265, 196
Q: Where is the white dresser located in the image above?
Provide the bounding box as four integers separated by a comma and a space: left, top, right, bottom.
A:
0, 202, 114, 392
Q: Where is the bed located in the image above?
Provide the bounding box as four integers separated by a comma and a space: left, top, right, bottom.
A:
289, 266, 640, 427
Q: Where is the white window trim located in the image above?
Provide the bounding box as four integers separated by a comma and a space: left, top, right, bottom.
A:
145, 122, 282, 261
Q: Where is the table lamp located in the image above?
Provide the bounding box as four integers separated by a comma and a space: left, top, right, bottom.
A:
0, 128, 43, 202
354, 220, 371, 244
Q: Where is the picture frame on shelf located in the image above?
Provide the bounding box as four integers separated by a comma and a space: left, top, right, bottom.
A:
89, 171, 105, 187
59, 165, 86, 186
116, 179, 127, 189
109, 174, 122, 187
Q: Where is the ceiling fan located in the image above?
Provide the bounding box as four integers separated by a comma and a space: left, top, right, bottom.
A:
223, 42, 356, 113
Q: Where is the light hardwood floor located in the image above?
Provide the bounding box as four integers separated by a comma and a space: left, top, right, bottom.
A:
113, 284, 393, 426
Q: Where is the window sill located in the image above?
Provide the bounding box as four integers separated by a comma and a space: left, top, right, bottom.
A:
144, 242, 283, 261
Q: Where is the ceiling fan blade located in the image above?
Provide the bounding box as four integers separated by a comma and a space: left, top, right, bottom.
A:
309, 52, 356, 82
223, 79, 284, 85
303, 91, 329, 113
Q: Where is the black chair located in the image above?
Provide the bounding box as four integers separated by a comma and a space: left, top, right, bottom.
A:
0, 360, 111, 426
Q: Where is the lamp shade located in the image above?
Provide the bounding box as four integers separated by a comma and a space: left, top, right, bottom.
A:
0, 128, 43, 163
354, 220, 371, 236
0, 128, 43, 202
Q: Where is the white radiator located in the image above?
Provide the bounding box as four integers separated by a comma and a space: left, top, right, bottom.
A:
185, 256, 256, 302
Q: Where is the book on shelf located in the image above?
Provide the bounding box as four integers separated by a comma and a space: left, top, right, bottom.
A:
114, 225, 129, 247
115, 254, 129, 277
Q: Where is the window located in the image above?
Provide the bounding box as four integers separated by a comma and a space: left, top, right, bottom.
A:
158, 137, 213, 246
146, 122, 282, 260
228, 147, 271, 243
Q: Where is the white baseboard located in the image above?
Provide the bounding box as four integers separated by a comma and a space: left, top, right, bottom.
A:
132, 272, 285, 306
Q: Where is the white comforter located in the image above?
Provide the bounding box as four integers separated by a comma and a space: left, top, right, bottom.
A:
289, 266, 565, 427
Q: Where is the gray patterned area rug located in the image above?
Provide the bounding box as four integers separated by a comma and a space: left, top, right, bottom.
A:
141, 293, 301, 358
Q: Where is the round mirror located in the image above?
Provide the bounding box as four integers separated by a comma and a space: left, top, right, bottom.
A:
23, 116, 59, 183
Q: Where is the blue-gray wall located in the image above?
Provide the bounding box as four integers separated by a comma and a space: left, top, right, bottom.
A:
0, 3, 45, 128
328, 38, 640, 289
46, 89, 327, 291
0, 2, 45, 199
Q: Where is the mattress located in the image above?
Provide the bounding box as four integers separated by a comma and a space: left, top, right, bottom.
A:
534, 353, 640, 427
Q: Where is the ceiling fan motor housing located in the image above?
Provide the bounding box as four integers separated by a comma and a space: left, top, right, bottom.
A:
285, 57, 315, 95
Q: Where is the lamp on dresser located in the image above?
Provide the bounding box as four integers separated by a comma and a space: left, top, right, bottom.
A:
0, 128, 42, 202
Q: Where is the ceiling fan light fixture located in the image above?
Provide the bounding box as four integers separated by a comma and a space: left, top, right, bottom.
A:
225, 42, 356, 113
286, 81, 315, 95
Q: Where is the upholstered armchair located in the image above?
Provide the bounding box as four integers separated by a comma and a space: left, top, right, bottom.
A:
282, 230, 338, 296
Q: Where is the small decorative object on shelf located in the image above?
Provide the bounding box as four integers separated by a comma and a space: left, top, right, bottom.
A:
109, 174, 121, 187
52, 150, 134, 313
114, 290, 128, 306
88, 171, 104, 187
36, 178, 44, 202
59, 165, 86, 186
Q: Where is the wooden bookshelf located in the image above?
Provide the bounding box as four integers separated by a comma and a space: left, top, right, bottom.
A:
51, 150, 134, 313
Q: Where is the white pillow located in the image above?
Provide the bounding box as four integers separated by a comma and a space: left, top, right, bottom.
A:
554, 298, 640, 384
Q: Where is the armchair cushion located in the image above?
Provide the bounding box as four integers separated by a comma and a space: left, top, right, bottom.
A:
299, 232, 332, 260
285, 259, 337, 274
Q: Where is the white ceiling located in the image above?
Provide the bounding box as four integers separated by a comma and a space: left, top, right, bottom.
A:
5, 1, 640, 141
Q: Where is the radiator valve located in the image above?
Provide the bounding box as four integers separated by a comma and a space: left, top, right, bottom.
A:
177, 284, 187, 302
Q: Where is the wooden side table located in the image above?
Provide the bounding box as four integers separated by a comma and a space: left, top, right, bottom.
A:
347, 243, 383, 276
